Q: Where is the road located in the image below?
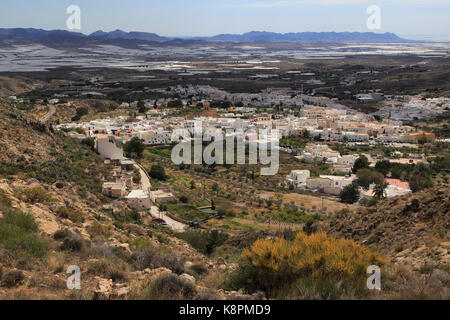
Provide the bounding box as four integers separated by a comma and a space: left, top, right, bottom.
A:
135, 163, 186, 232
149, 206, 186, 232
40, 104, 56, 122
134, 163, 151, 193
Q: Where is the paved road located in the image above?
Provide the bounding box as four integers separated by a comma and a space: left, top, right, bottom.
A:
135, 163, 186, 232
149, 206, 186, 232
134, 163, 151, 193
40, 104, 56, 122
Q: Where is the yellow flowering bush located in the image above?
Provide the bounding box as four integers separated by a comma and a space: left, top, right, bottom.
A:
244, 232, 386, 278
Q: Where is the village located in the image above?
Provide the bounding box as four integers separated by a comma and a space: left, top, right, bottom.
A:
51, 88, 444, 225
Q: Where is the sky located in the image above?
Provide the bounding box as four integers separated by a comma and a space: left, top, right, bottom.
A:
1, 0, 450, 40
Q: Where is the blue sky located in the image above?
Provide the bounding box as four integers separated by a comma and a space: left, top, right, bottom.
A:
1, 0, 450, 40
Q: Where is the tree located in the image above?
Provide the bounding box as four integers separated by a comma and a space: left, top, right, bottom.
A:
302, 129, 310, 139
373, 182, 388, 200
71, 107, 89, 121
375, 160, 391, 176
190, 180, 196, 190
137, 100, 146, 114
167, 99, 183, 108
179, 195, 189, 203
149, 164, 167, 181
352, 155, 369, 174
211, 183, 219, 193
340, 183, 360, 204
217, 208, 226, 219
81, 137, 95, 149
123, 137, 145, 158
409, 171, 433, 192
356, 169, 385, 189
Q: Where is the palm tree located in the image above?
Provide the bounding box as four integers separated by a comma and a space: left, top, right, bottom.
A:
373, 182, 388, 200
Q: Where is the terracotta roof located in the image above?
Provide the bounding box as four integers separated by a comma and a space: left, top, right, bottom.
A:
386, 178, 411, 190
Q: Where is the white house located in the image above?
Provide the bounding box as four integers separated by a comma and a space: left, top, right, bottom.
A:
125, 190, 152, 210
332, 164, 353, 175
150, 190, 176, 204
338, 155, 359, 166
286, 170, 310, 188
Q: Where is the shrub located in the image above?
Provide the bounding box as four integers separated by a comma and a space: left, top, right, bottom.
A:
0, 270, 24, 288
54, 229, 85, 252
128, 237, 154, 251
56, 207, 85, 223
87, 258, 128, 282
87, 221, 112, 239
53, 229, 73, 241
187, 263, 209, 278
225, 232, 386, 297
81, 137, 95, 149
132, 248, 185, 274
22, 187, 52, 204
137, 273, 197, 300
149, 164, 167, 181
60, 237, 84, 252
176, 230, 228, 256
1, 210, 38, 233
0, 209, 47, 258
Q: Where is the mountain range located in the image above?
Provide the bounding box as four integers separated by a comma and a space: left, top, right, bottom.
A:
0, 28, 412, 47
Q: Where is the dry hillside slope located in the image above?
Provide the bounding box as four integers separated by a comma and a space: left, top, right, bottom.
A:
327, 187, 449, 271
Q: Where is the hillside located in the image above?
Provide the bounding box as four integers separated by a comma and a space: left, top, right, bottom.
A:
0, 98, 250, 300
326, 187, 449, 271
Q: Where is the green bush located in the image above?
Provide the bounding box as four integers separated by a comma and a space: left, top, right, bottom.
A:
0, 209, 47, 258
56, 207, 85, 223
22, 186, 53, 204
149, 164, 167, 181
176, 230, 228, 256
128, 237, 154, 251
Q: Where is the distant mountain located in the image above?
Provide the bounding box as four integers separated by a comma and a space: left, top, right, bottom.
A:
0, 28, 85, 40
89, 29, 167, 42
0, 28, 412, 48
198, 31, 409, 43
